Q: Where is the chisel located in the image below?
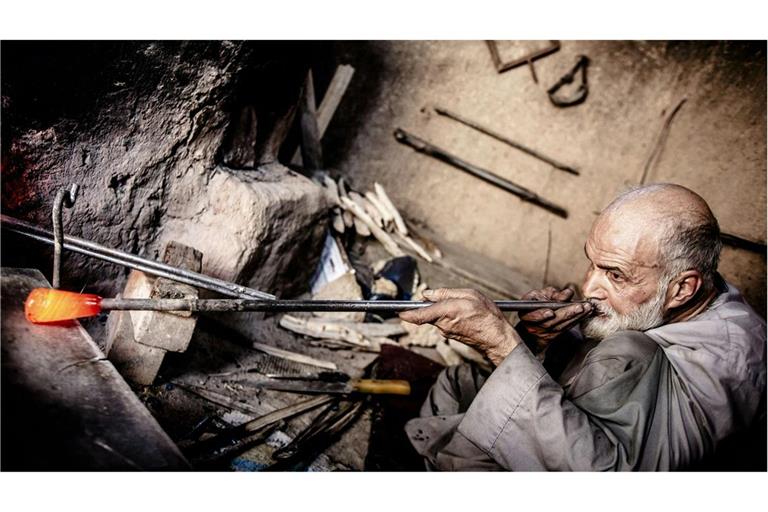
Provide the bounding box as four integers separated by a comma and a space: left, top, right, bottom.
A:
228, 376, 412, 396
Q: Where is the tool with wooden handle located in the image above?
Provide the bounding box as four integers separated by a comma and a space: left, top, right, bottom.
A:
228, 376, 412, 396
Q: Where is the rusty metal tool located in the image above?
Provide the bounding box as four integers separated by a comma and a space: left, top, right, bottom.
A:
181, 395, 336, 466
52, 184, 79, 288
547, 55, 590, 107
433, 107, 579, 176
23, 287, 587, 323
393, 128, 569, 218
188, 420, 284, 469
267, 398, 364, 469
2, 214, 275, 300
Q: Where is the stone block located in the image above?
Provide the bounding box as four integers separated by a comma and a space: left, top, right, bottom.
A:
106, 309, 167, 386
104, 269, 152, 356
106, 242, 202, 384
130, 243, 202, 353
161, 162, 330, 301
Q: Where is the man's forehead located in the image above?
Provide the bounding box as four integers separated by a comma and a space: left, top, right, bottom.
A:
587, 211, 663, 268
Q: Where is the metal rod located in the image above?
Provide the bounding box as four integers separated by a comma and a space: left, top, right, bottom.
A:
393, 128, 568, 218
1, 214, 276, 300
52, 184, 79, 288
720, 232, 767, 254
433, 107, 579, 175
100, 297, 585, 313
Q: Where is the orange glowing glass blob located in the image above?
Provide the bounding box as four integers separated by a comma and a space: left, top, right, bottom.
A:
24, 288, 103, 324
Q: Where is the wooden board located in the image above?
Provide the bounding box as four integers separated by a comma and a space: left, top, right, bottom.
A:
0, 268, 190, 470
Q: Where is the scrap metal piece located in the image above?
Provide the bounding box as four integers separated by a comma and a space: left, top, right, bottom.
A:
547, 55, 590, 107
434, 106, 579, 176
52, 183, 79, 288
189, 420, 283, 469
270, 398, 364, 464
393, 128, 569, 218
182, 395, 335, 464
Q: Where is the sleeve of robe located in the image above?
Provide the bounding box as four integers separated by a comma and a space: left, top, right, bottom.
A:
456, 330, 667, 471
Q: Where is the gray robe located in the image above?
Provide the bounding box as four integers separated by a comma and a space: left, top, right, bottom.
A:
405, 280, 766, 471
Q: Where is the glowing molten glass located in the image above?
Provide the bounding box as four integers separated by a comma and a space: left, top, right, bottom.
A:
24, 288, 102, 324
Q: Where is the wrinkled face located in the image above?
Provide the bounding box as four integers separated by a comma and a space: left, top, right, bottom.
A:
580, 213, 670, 340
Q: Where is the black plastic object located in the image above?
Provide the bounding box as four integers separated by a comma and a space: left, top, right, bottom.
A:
373, 256, 417, 300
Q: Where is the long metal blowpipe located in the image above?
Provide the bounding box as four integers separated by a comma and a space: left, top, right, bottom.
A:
24, 288, 589, 324
1, 214, 275, 300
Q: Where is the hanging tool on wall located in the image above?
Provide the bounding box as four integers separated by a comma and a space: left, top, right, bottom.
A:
485, 40, 560, 84
393, 128, 569, 218
547, 55, 590, 107
23, 287, 588, 323
720, 232, 767, 254
433, 106, 579, 176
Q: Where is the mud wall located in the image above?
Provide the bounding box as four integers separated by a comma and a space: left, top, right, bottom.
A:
324, 40, 767, 314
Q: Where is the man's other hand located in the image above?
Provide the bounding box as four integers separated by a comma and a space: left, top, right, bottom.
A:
398, 288, 521, 366
517, 287, 592, 350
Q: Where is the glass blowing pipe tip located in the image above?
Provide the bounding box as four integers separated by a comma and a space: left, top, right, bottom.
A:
25, 288, 102, 323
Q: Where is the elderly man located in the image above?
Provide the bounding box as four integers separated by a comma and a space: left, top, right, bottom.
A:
400, 183, 766, 470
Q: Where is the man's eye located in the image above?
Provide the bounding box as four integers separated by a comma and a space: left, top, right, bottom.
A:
608, 271, 625, 282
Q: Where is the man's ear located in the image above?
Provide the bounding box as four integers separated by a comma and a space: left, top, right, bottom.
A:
665, 270, 703, 309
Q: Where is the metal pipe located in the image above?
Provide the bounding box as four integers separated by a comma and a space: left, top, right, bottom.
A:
100, 297, 585, 313
393, 128, 568, 219
433, 107, 579, 176
1, 214, 276, 300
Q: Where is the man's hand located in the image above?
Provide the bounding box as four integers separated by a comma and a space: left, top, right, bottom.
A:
517, 287, 592, 351
398, 288, 521, 366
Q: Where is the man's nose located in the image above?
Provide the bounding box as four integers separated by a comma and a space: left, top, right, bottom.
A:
581, 268, 607, 300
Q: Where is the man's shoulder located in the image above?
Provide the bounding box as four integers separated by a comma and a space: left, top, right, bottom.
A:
647, 282, 765, 355
584, 330, 660, 364
646, 281, 765, 390
566, 331, 662, 400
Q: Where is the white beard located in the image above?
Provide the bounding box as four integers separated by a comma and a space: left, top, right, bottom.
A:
581, 283, 668, 341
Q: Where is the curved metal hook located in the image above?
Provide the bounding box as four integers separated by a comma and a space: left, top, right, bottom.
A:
52, 184, 80, 289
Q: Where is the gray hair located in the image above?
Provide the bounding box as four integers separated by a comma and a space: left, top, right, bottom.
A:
605, 184, 722, 285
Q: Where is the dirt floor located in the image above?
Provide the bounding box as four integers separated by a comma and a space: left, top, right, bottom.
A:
84, 231, 530, 471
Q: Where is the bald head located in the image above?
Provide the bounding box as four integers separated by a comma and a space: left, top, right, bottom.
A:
599, 183, 722, 285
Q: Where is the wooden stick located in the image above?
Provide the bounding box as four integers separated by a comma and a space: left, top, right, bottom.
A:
340, 196, 404, 257
365, 191, 394, 229
374, 183, 409, 236
393, 232, 434, 263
